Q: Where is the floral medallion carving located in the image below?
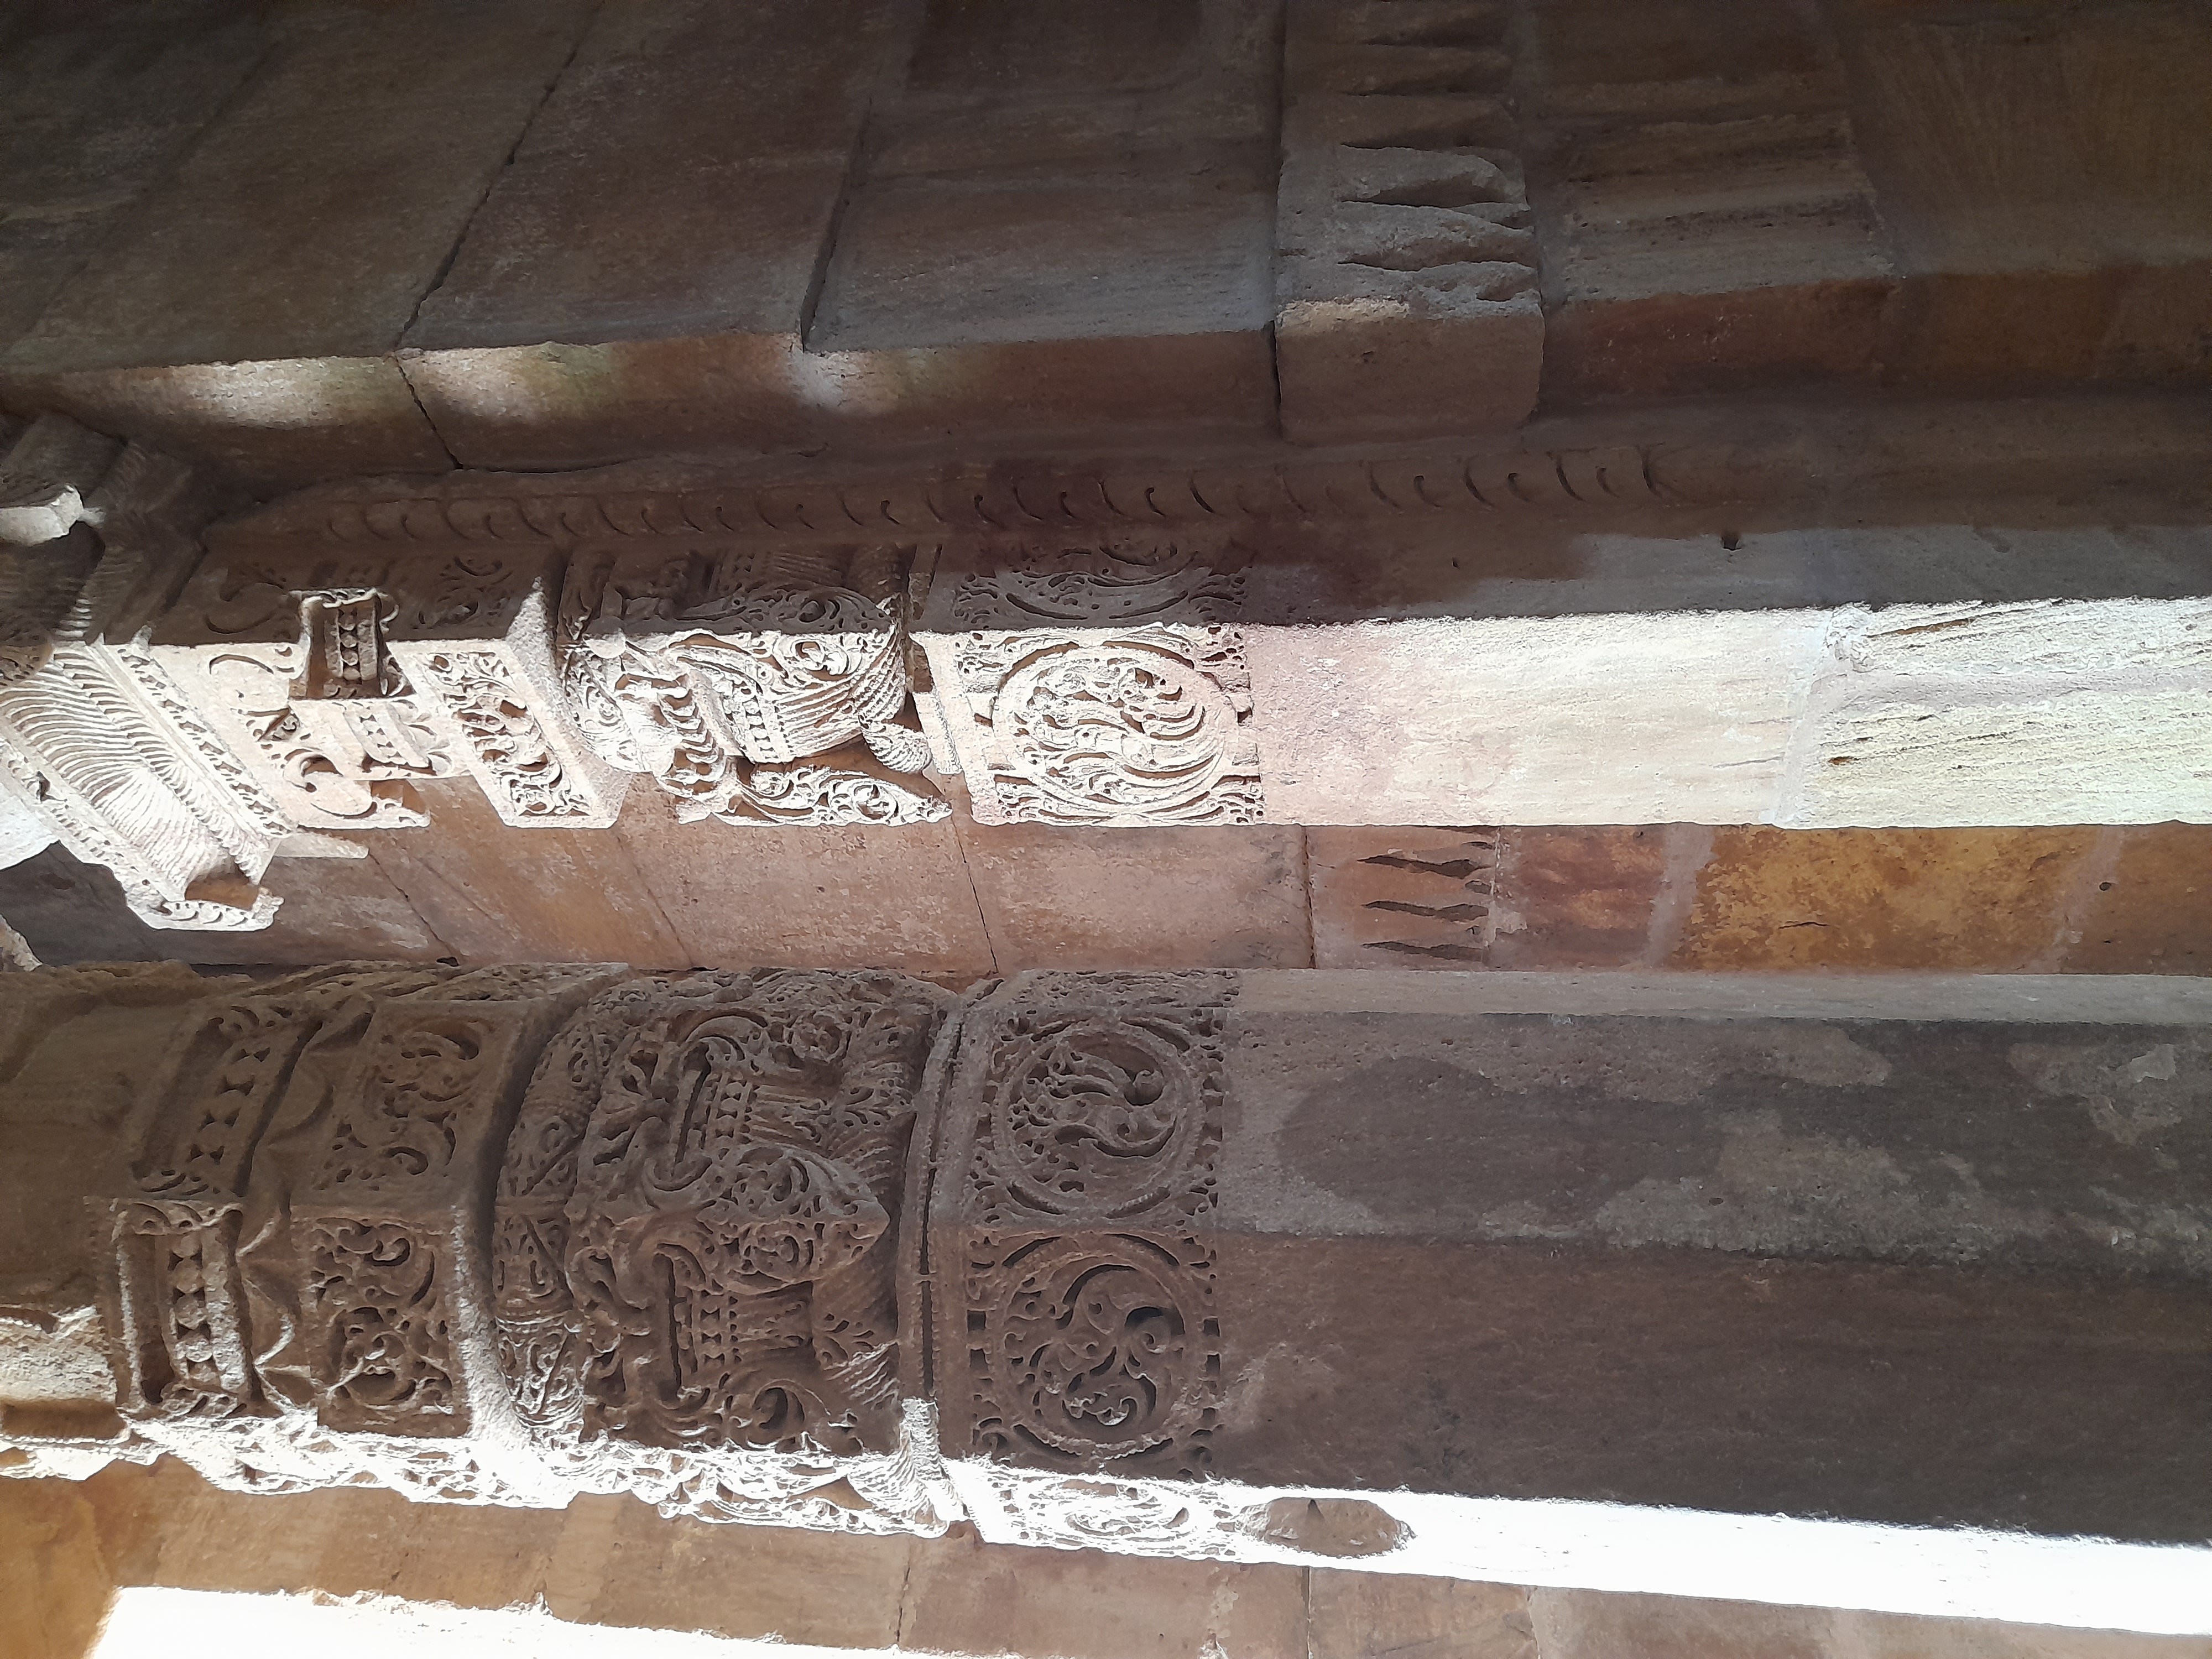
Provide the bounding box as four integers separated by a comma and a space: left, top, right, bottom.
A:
948, 627, 1262, 827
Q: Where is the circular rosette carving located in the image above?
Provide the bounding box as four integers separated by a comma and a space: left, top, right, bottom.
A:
986, 1239, 1207, 1464
989, 1015, 1207, 1220
995, 642, 1239, 822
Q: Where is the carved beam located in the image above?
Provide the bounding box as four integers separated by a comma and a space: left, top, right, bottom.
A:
200, 398, 2212, 830
3, 962, 2206, 1618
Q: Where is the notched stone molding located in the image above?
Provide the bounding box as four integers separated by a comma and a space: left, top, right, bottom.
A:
1277, 0, 1543, 440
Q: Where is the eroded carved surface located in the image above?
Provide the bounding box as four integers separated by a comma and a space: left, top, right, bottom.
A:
932, 972, 1234, 1481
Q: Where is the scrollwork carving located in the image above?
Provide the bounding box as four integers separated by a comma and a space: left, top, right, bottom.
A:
492, 970, 951, 1527
301, 1218, 457, 1433
951, 540, 1250, 628
413, 649, 598, 822
951, 627, 1262, 826
935, 973, 1233, 1482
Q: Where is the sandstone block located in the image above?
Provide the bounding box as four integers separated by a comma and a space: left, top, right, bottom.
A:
1311, 1572, 1538, 1659
1671, 827, 2097, 972
3, 1, 595, 375
405, 0, 894, 354
2062, 825, 2212, 975
956, 813, 1310, 969
357, 780, 682, 966
609, 785, 993, 978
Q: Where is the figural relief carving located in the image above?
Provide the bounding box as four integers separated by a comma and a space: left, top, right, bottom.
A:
555, 542, 944, 829
931, 973, 1233, 1481
491, 970, 956, 1531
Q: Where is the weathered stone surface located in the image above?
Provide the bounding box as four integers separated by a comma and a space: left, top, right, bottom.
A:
1309, 826, 1678, 970
1276, 0, 1542, 440
2, 358, 455, 495
0, 1481, 111, 1659
1521, 0, 1896, 401
405, 0, 894, 354
1308, 827, 1503, 967
612, 786, 993, 978
1531, 1588, 2212, 1659
1671, 827, 2098, 972
1837, 3, 2212, 282
1312, 1572, 1538, 1659
3, 2, 595, 375
1489, 825, 1677, 969
957, 815, 1310, 970
810, 0, 1277, 445
2063, 826, 2212, 975
900, 1528, 1310, 1659
1212, 973, 2212, 1543
357, 781, 682, 966
0, 15, 268, 348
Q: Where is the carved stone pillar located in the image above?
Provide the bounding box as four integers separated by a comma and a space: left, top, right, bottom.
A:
922, 970, 2212, 1566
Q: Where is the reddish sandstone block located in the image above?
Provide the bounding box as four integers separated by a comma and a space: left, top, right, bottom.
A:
1490, 825, 1671, 969
959, 811, 1309, 971
1668, 827, 2096, 971
2061, 825, 2212, 974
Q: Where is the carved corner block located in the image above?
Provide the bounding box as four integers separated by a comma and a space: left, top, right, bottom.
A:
554, 540, 940, 827
926, 973, 1236, 1484
87, 965, 628, 1462
491, 970, 954, 1530
150, 543, 624, 832
916, 541, 1263, 826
